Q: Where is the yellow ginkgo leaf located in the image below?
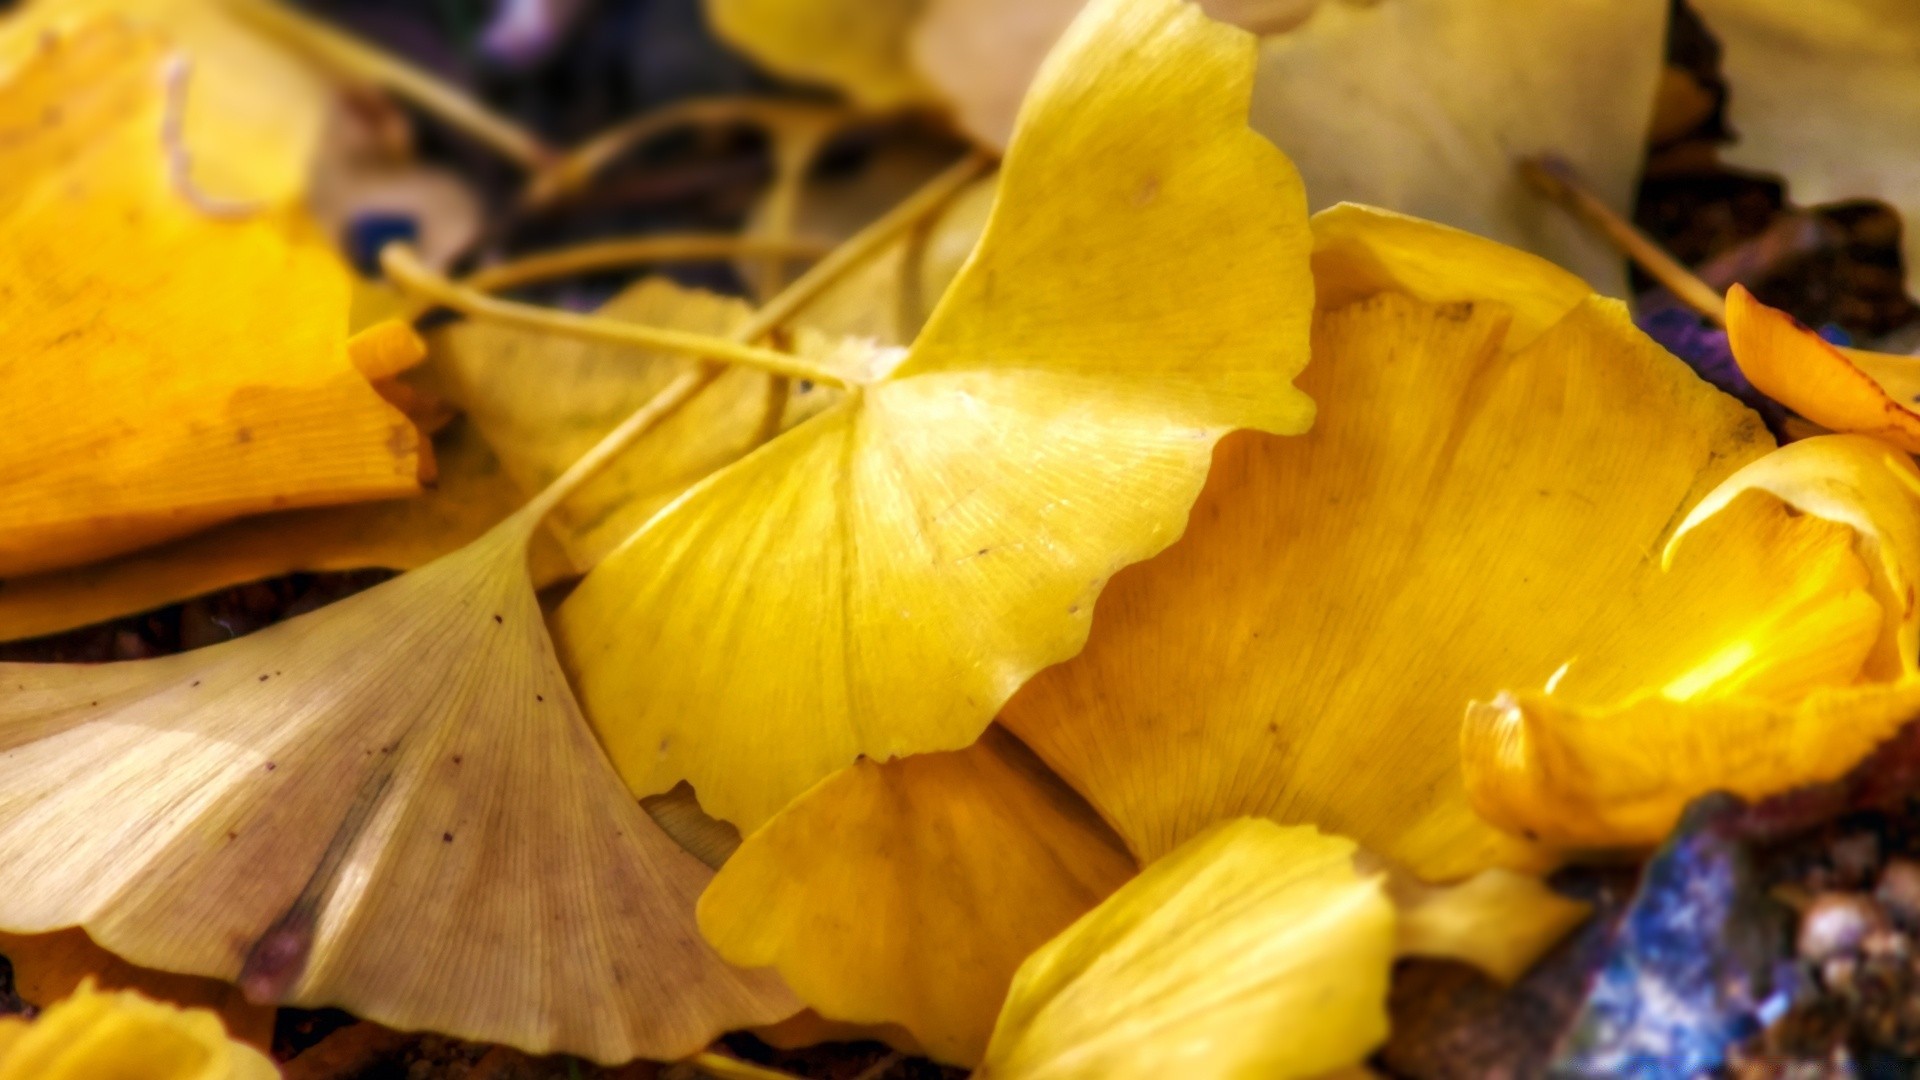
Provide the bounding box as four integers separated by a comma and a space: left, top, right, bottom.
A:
1463, 434, 1920, 848
1390, 870, 1589, 984
704, 0, 932, 109
977, 818, 1392, 1080
1727, 284, 1920, 455
1310, 203, 1592, 349
0, 981, 276, 1080
0, 930, 273, 1051
0, 419, 568, 644
1692, 0, 1920, 293
1002, 244, 1789, 881
1249, 0, 1665, 293
0, 21, 421, 578
699, 727, 1138, 1066
555, 0, 1315, 831
0, 0, 331, 205
433, 278, 843, 570
0, 500, 796, 1062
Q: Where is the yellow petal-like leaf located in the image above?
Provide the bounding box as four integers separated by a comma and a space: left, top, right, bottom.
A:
0, 981, 276, 1080
433, 278, 843, 570
1464, 436, 1920, 847
557, 0, 1314, 830
1390, 870, 1588, 984
0, 508, 794, 1062
0, 21, 420, 578
1251, 0, 1665, 293
978, 818, 1391, 1080
1728, 283, 1920, 454
1003, 287, 1774, 881
699, 727, 1137, 1066
1, 0, 330, 205
0, 419, 566, 643
0, 930, 274, 1051
1692, 0, 1920, 293
703, 0, 932, 109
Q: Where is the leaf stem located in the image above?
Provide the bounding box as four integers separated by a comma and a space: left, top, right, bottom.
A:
381, 245, 849, 387
684, 1051, 805, 1080
1520, 155, 1727, 325
525, 97, 852, 208
457, 234, 832, 297
225, 0, 554, 170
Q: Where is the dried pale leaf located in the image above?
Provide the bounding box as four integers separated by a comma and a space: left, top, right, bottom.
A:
1728, 284, 1920, 454
0, 22, 420, 578
978, 819, 1391, 1080
1390, 870, 1589, 984
703, 0, 931, 109
1003, 289, 1775, 881
0, 0, 331, 204
0, 509, 795, 1062
1251, 0, 1665, 293
0, 420, 567, 643
1692, 0, 1920, 292
754, 1011, 924, 1056
557, 0, 1314, 831
0, 981, 276, 1080
699, 727, 1136, 1066
433, 278, 842, 570
1464, 437, 1920, 847
0, 930, 273, 1050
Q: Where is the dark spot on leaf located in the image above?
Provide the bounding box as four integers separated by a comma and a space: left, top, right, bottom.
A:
442, 832, 453, 843
264, 762, 276, 771
535, 694, 544, 702
452, 755, 462, 765
259, 674, 270, 682
234, 427, 252, 444
492, 614, 503, 624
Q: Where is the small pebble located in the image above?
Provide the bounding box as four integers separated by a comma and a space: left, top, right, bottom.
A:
1799, 893, 1888, 962
1876, 858, 1920, 924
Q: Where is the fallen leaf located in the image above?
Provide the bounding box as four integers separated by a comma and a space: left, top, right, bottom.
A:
0, 502, 796, 1062
1464, 434, 1920, 847
976, 818, 1392, 1080
0, 21, 421, 578
0, 0, 332, 205
0, 418, 566, 643
703, 0, 932, 110
0, 929, 274, 1050
554, 0, 1315, 831
0, 980, 277, 1080
699, 727, 1137, 1066
1248, 0, 1666, 293
1391, 870, 1591, 985
1691, 0, 1920, 293
1000, 208, 1776, 881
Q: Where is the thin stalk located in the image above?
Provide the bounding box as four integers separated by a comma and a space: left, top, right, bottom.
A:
226, 0, 553, 170
1519, 155, 1727, 325
527, 97, 851, 208
382, 246, 847, 386
458, 234, 832, 296
521, 150, 991, 518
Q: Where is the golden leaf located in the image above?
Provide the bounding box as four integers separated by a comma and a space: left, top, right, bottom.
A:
703, 0, 932, 109
1692, 0, 1920, 292
0, 419, 565, 643
1390, 870, 1588, 984
977, 819, 1391, 1080
699, 727, 1137, 1066
0, 504, 795, 1062
0, 21, 420, 578
0, 981, 276, 1080
555, 0, 1315, 831
1002, 217, 1777, 881
1, 0, 331, 205
1464, 434, 1920, 847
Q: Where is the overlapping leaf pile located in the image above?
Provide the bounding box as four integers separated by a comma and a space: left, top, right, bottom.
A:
1, 0, 1917, 1076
